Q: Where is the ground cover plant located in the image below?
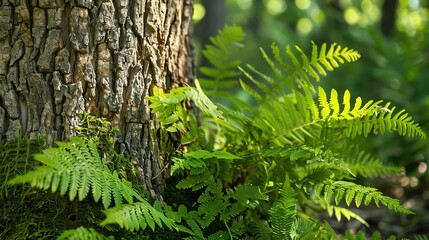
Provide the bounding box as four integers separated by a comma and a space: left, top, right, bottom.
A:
2, 25, 427, 239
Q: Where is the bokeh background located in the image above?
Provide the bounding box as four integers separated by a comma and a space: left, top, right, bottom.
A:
192, 0, 429, 237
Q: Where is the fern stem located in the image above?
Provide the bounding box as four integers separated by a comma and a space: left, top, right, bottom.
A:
224, 220, 233, 240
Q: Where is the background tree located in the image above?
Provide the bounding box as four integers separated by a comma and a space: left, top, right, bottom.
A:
0, 0, 194, 196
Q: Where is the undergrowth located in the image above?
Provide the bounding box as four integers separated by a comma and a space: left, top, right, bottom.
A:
2, 25, 427, 240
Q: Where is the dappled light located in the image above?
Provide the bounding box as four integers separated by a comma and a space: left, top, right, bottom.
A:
236, 0, 253, 10
296, 17, 313, 36
344, 7, 360, 25
263, 0, 287, 15
295, 0, 311, 10
193, 3, 206, 22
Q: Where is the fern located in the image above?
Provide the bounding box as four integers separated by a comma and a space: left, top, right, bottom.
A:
7, 136, 175, 233
146, 28, 426, 239
252, 219, 272, 240
341, 145, 402, 178
251, 87, 425, 146
0, 134, 44, 198
57, 227, 113, 240
341, 230, 405, 240
269, 184, 297, 240
413, 235, 429, 240
315, 181, 413, 214
100, 200, 175, 232
8, 137, 144, 209
325, 205, 369, 227
239, 42, 361, 102
148, 84, 224, 122
197, 181, 266, 228
289, 218, 337, 240
198, 25, 244, 99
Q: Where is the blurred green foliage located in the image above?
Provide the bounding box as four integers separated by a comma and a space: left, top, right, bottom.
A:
193, 0, 429, 236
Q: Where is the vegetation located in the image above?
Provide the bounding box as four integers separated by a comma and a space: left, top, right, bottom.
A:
1, 25, 427, 239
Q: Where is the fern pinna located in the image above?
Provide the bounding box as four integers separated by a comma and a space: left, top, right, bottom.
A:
147, 25, 426, 239
8, 137, 175, 235
8, 137, 143, 208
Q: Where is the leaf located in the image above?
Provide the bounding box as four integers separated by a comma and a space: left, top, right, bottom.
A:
101, 201, 174, 231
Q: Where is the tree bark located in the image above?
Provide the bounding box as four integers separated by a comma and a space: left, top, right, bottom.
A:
0, 0, 195, 197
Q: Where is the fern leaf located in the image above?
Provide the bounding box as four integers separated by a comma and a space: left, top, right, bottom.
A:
101, 172, 113, 208
176, 170, 214, 190
8, 137, 142, 209
342, 145, 402, 177
234, 184, 268, 207
342, 90, 351, 118
101, 201, 175, 231
69, 167, 80, 201
199, 25, 244, 99
78, 168, 90, 201
148, 85, 224, 121
316, 181, 413, 214
290, 218, 322, 240
240, 79, 262, 101
207, 231, 230, 240
318, 87, 330, 118
326, 205, 369, 227
270, 185, 297, 240
57, 227, 113, 240
329, 89, 340, 116
252, 219, 272, 240
239, 42, 361, 107
261, 46, 285, 86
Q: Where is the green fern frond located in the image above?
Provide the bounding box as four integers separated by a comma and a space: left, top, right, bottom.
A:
199, 25, 244, 99
196, 181, 265, 228
164, 205, 206, 239
290, 218, 317, 240
413, 235, 429, 240
290, 218, 335, 240
147, 84, 224, 141
343, 230, 386, 240
100, 200, 175, 232
8, 137, 143, 209
176, 169, 214, 190
315, 181, 413, 214
341, 145, 402, 177
240, 42, 360, 101
325, 205, 369, 227
234, 184, 268, 208
57, 227, 113, 240
254, 87, 425, 146
270, 185, 297, 240
320, 88, 426, 139
207, 231, 230, 240
197, 181, 229, 228
252, 219, 272, 240
148, 85, 223, 120
173, 150, 240, 188
0, 135, 44, 199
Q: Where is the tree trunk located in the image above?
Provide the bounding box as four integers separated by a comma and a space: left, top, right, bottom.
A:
0, 0, 195, 197
380, 0, 398, 36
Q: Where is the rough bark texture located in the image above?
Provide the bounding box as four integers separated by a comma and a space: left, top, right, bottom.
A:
0, 0, 194, 197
